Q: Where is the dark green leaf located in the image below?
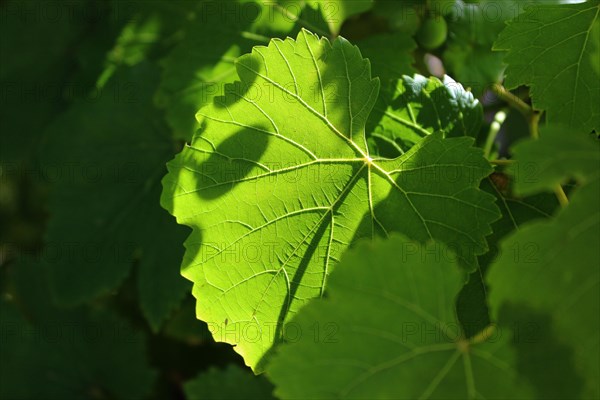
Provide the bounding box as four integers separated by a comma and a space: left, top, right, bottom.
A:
41, 63, 189, 330
268, 236, 533, 399
185, 364, 275, 399
494, 1, 600, 133
487, 178, 600, 398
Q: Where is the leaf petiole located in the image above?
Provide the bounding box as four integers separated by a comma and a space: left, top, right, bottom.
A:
492, 84, 569, 207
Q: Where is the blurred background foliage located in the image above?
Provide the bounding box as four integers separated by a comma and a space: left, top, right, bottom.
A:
0, 0, 563, 398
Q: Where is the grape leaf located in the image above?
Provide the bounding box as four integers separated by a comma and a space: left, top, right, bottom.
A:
494, 1, 600, 133
310, 0, 373, 34
105, 3, 186, 67
357, 32, 416, 86
244, 0, 304, 36
1, 258, 156, 400
443, 48, 505, 97
372, 1, 421, 35
184, 364, 275, 399
508, 125, 600, 196
267, 235, 533, 399
442, 0, 562, 95
442, 0, 511, 95
477, 175, 559, 271
369, 75, 483, 155
247, 0, 332, 37
40, 63, 189, 330
375, 0, 457, 16
487, 177, 600, 399
0, 0, 86, 163
0, 301, 157, 400
457, 175, 558, 338
162, 296, 214, 345
87, 1, 197, 89
156, 1, 335, 140
156, 0, 283, 140
357, 32, 417, 156
161, 29, 499, 370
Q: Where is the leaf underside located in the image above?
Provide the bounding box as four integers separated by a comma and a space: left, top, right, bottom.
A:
161, 29, 499, 370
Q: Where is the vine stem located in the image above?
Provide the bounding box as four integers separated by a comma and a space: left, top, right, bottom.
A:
491, 84, 531, 118
528, 108, 542, 140
491, 84, 569, 207
483, 110, 507, 159
554, 186, 570, 208
469, 324, 497, 345
489, 159, 514, 166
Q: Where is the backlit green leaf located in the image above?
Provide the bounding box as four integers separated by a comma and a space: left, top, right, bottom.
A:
161, 29, 499, 370
369, 74, 483, 156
